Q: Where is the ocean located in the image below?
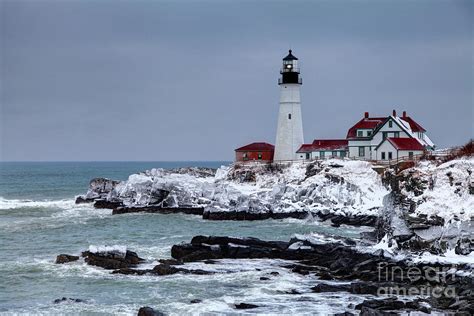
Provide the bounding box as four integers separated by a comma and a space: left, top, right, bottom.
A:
0, 162, 370, 315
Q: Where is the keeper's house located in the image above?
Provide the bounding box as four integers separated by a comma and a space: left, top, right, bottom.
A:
297, 110, 434, 161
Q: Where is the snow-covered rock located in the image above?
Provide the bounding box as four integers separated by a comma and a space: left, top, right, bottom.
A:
101, 160, 388, 218
380, 157, 474, 256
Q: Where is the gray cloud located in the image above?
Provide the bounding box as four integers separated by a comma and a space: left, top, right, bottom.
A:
1, 0, 472, 161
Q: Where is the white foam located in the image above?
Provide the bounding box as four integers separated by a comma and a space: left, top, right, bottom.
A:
0, 197, 78, 210
88, 245, 127, 256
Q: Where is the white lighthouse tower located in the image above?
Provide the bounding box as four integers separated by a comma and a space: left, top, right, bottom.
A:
274, 50, 304, 161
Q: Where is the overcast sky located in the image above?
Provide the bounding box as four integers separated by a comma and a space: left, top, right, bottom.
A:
1, 0, 472, 161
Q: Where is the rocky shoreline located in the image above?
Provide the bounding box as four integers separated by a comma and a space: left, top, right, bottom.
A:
56, 234, 473, 315
70, 157, 473, 314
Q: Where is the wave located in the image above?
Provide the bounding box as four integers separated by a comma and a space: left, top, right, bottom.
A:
0, 197, 81, 210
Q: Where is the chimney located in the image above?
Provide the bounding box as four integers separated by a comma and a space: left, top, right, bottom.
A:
364, 112, 369, 118
392, 109, 397, 117
403, 111, 407, 118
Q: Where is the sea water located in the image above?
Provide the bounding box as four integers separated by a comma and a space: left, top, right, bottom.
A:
0, 162, 371, 315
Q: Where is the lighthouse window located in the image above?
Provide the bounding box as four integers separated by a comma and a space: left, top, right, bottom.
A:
288, 114, 292, 120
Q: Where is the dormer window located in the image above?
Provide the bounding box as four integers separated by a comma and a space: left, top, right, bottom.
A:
388, 120, 393, 128
357, 130, 363, 137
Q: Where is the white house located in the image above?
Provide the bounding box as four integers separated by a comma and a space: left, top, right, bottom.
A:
347, 110, 434, 160
297, 110, 434, 161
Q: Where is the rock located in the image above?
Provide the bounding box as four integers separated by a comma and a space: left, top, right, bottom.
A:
137, 306, 164, 316
234, 303, 259, 309
55, 254, 79, 264
94, 199, 122, 209
190, 299, 202, 304
112, 264, 212, 276
260, 277, 270, 281
202, 210, 308, 221
53, 297, 86, 304
82, 249, 144, 270
158, 259, 183, 265
113, 206, 204, 216
455, 237, 473, 255
75, 196, 94, 204
152, 264, 181, 276
79, 178, 120, 204
334, 313, 355, 316
311, 283, 351, 293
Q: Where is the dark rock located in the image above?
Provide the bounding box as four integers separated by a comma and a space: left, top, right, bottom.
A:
158, 259, 183, 266
269, 271, 280, 276
75, 196, 94, 204
315, 211, 377, 227
285, 289, 301, 295
235, 303, 259, 309
455, 237, 473, 255
334, 312, 355, 316
94, 199, 122, 209
152, 264, 181, 276
113, 206, 204, 216
260, 277, 270, 281
202, 210, 308, 221
312, 283, 351, 293
137, 306, 164, 316
82, 249, 144, 270
190, 299, 202, 304
55, 254, 79, 264
53, 297, 86, 304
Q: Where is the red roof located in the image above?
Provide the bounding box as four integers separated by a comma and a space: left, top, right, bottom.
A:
235, 142, 275, 152
400, 116, 426, 132
297, 139, 348, 152
346, 113, 426, 138
387, 138, 425, 151
346, 117, 385, 138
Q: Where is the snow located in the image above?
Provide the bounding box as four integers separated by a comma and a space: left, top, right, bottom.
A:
412, 249, 474, 266
401, 157, 474, 223
104, 159, 388, 217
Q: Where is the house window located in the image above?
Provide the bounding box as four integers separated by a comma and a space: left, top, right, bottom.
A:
389, 120, 393, 128
243, 153, 248, 161
258, 153, 262, 160
388, 152, 393, 160
358, 147, 365, 157
288, 114, 292, 120
340, 151, 346, 158
332, 151, 337, 157
357, 130, 363, 137
367, 131, 372, 136
382, 132, 388, 140
320, 151, 325, 158
381, 152, 386, 160
408, 152, 414, 160
394, 132, 400, 138
305, 153, 310, 160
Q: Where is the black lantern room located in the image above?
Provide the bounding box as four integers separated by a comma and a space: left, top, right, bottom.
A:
279, 50, 302, 85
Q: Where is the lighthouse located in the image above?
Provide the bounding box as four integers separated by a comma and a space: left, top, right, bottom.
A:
274, 50, 304, 161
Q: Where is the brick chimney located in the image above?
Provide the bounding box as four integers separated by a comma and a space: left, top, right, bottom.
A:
403, 111, 407, 118
364, 112, 369, 118
392, 109, 397, 117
